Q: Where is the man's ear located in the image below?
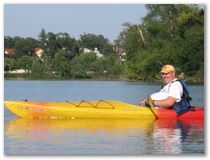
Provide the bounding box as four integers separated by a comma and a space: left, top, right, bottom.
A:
172, 71, 176, 77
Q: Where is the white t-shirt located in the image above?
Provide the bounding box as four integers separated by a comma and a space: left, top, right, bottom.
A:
150, 79, 183, 102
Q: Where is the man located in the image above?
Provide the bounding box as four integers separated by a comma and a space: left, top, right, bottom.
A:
139, 64, 190, 113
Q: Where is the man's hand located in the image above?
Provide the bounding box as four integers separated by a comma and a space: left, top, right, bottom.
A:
145, 96, 154, 107
139, 99, 147, 106
139, 96, 154, 107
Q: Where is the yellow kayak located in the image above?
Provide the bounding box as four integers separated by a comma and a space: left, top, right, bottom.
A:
4, 100, 204, 119
4, 100, 155, 119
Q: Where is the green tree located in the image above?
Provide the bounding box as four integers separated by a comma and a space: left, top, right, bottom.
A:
70, 52, 97, 78
16, 55, 33, 73
52, 50, 71, 78
177, 4, 204, 38
4, 36, 15, 48
144, 4, 179, 40
14, 37, 38, 58
55, 32, 80, 58
177, 26, 204, 76
80, 33, 113, 55
116, 4, 204, 81
30, 60, 51, 79
38, 28, 47, 45
4, 57, 15, 71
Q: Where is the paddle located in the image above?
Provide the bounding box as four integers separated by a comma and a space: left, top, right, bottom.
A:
145, 96, 159, 119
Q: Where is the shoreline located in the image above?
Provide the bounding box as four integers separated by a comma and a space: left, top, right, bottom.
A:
4, 76, 204, 85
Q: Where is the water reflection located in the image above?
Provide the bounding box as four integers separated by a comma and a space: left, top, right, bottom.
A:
152, 119, 204, 154
5, 118, 204, 154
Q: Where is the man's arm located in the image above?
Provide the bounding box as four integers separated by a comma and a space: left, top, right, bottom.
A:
153, 96, 177, 108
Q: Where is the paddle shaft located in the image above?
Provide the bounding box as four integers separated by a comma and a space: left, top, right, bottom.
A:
145, 103, 159, 119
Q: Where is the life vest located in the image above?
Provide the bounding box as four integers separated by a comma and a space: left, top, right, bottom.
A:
170, 79, 192, 114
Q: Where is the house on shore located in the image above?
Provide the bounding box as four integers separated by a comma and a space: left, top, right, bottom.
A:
34, 48, 44, 60
113, 46, 126, 61
4, 48, 14, 56
83, 48, 104, 58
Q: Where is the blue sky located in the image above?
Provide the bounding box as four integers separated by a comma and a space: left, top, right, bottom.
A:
4, 4, 148, 42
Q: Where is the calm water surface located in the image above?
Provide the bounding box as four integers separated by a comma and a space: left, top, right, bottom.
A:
4, 80, 204, 155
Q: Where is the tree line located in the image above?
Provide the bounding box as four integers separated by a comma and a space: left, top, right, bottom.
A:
4, 4, 204, 82
4, 31, 124, 79
115, 4, 204, 82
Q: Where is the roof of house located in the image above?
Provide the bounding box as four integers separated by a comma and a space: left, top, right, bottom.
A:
4, 48, 14, 55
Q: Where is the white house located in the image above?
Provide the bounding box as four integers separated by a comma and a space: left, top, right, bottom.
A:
83, 48, 92, 53
83, 47, 104, 58
94, 48, 104, 58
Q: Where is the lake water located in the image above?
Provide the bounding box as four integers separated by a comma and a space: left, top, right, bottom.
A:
4, 80, 204, 155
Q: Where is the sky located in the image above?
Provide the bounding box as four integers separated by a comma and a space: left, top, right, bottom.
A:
4, 4, 148, 42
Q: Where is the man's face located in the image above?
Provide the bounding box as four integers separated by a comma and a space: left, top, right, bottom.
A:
160, 71, 175, 84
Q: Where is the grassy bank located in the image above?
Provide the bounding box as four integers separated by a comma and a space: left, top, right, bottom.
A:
4, 73, 204, 84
